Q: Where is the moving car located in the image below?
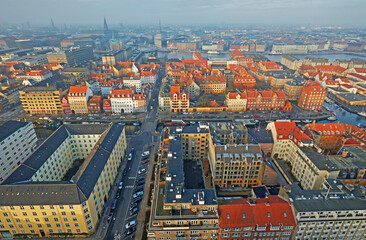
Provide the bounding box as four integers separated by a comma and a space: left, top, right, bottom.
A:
118, 182, 123, 190
127, 148, 135, 161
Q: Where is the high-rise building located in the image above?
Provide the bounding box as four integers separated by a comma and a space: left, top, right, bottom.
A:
0, 121, 37, 183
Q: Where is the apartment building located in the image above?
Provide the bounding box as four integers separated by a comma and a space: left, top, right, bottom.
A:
315, 65, 348, 77
280, 55, 302, 71
218, 196, 296, 240
170, 86, 189, 112
123, 77, 141, 93
298, 81, 327, 111
147, 126, 219, 240
19, 86, 62, 115
281, 181, 366, 240
0, 124, 126, 238
181, 123, 210, 160
303, 57, 331, 67
67, 86, 93, 114
24, 70, 52, 82
208, 144, 265, 188
0, 121, 37, 183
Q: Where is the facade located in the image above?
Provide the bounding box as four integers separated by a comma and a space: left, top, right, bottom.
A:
280, 55, 302, 71
218, 196, 296, 240
281, 182, 366, 240
170, 86, 189, 112
101, 47, 133, 65
246, 90, 286, 111
99, 80, 115, 97
123, 77, 141, 93
103, 99, 112, 114
298, 81, 326, 111
167, 42, 197, 50
284, 80, 304, 101
46, 48, 93, 66
198, 75, 226, 94
67, 86, 93, 114
0, 124, 126, 238
61, 97, 71, 114
110, 89, 146, 113
227, 92, 247, 111
19, 86, 62, 115
303, 57, 331, 66
87, 96, 102, 114
209, 144, 265, 188
0, 121, 37, 183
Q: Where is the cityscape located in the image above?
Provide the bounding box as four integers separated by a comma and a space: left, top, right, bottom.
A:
0, 1, 366, 240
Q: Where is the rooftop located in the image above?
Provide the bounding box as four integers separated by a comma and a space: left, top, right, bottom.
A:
328, 145, 366, 170
0, 121, 29, 143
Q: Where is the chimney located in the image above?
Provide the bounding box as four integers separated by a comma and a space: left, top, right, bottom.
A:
342, 151, 348, 158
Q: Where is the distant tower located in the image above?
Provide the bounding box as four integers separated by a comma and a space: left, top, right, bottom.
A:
103, 17, 109, 32
159, 19, 162, 34
50, 18, 56, 29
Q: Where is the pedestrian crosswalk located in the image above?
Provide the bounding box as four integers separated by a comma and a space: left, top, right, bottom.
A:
128, 177, 136, 180
125, 185, 134, 189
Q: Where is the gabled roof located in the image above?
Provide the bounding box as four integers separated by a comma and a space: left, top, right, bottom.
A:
274, 121, 312, 142
219, 196, 296, 228
68, 86, 88, 94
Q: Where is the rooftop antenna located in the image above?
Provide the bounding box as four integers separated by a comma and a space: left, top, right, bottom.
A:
50, 18, 56, 29
103, 17, 109, 32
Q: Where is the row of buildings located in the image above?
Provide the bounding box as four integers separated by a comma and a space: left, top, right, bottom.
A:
146, 122, 366, 240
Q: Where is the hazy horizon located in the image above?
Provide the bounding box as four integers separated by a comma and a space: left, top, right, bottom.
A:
1, 0, 365, 27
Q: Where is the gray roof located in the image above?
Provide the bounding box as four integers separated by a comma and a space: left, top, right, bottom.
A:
0, 123, 124, 205
287, 184, 366, 212
164, 135, 217, 206
0, 121, 29, 143
300, 147, 338, 171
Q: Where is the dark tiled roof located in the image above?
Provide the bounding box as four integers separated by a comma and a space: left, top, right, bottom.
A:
0, 121, 28, 143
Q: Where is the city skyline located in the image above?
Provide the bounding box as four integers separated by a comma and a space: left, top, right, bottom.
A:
1, 0, 366, 27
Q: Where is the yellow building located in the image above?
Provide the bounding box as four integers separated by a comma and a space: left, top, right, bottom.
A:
226, 92, 247, 111
181, 123, 210, 160
19, 86, 62, 115
0, 124, 126, 238
67, 86, 93, 114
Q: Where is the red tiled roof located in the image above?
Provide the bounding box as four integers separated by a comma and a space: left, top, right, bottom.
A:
110, 89, 133, 98
228, 92, 247, 99
348, 73, 366, 81
274, 121, 312, 142
69, 86, 88, 94
307, 123, 346, 136
219, 196, 296, 229
353, 68, 366, 74
315, 65, 347, 74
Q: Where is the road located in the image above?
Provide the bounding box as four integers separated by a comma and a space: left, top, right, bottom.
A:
104, 67, 164, 240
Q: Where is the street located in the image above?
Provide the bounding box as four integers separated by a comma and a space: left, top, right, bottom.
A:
103, 67, 164, 240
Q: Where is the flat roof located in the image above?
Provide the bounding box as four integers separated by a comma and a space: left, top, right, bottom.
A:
337, 93, 366, 102
328, 145, 366, 169
300, 147, 338, 171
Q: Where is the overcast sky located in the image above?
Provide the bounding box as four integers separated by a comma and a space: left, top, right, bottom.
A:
1, 0, 365, 27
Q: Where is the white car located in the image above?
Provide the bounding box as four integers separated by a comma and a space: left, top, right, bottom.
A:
118, 182, 123, 190
125, 220, 136, 229
141, 151, 150, 157
133, 191, 143, 199
138, 168, 146, 175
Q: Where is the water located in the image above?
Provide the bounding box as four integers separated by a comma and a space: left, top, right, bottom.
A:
265, 54, 366, 63
320, 101, 366, 126
157, 51, 228, 60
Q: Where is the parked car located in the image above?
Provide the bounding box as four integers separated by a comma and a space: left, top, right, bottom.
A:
133, 191, 144, 199
133, 196, 143, 203
125, 220, 136, 229
141, 159, 150, 164
141, 151, 150, 157
129, 207, 139, 216
134, 186, 144, 193
124, 226, 136, 236
136, 179, 145, 186
138, 168, 146, 175
129, 202, 139, 211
